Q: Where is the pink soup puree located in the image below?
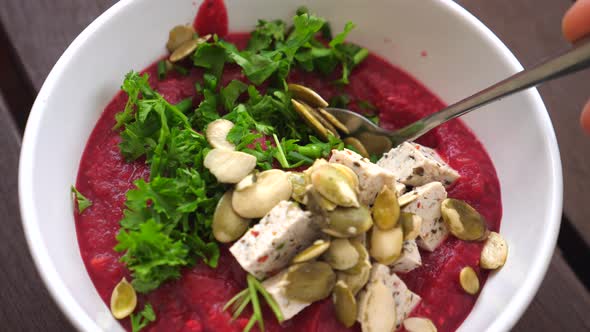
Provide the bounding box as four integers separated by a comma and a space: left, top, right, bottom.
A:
74, 1, 502, 331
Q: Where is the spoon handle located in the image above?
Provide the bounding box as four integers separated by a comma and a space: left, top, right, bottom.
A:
393, 38, 590, 144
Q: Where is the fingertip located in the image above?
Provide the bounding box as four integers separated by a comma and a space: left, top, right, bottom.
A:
562, 0, 590, 43
582, 101, 590, 135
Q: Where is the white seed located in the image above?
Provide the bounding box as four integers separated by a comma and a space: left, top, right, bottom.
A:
398, 190, 419, 206
459, 266, 480, 295
358, 280, 397, 332
204, 148, 257, 184
232, 169, 293, 218
403, 317, 437, 332
480, 231, 508, 270
235, 172, 257, 192
110, 278, 137, 319
212, 191, 250, 243
369, 226, 403, 265
206, 119, 236, 150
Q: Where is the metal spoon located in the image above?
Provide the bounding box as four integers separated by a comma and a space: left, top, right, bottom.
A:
325, 38, 590, 155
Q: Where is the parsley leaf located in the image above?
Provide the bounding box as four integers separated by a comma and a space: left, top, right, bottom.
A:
130, 303, 156, 332
71, 186, 92, 213
192, 42, 227, 79
220, 80, 248, 112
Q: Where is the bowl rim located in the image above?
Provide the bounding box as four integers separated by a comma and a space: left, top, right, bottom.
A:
18, 1, 563, 331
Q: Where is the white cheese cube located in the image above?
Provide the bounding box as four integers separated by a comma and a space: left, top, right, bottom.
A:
229, 201, 319, 279
401, 182, 449, 252
377, 142, 460, 187
329, 149, 404, 205
358, 264, 421, 330
262, 270, 311, 321
390, 240, 422, 273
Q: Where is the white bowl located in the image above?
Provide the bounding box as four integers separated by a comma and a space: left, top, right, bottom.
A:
18, 0, 563, 331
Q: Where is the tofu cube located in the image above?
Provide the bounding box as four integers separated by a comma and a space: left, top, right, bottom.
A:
229, 201, 319, 279
377, 142, 460, 187
401, 182, 449, 252
390, 240, 422, 273
358, 264, 421, 330
262, 270, 311, 321
329, 149, 404, 205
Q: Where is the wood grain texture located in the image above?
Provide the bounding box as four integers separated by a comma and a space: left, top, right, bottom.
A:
0, 96, 73, 331
456, 0, 590, 245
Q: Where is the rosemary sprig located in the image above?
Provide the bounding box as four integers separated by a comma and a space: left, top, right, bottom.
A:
223, 274, 284, 332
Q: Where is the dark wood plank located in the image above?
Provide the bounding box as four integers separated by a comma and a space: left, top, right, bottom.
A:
513, 250, 590, 331
0, 96, 73, 330
457, 0, 590, 246
0, 0, 115, 91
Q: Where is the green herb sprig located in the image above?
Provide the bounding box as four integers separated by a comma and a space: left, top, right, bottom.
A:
71, 186, 92, 213
223, 275, 283, 332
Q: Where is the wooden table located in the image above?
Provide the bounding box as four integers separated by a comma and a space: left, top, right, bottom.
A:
1, 0, 588, 330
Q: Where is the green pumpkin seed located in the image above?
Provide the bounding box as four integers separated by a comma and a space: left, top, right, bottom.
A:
332, 281, 357, 328
369, 226, 403, 265
311, 164, 359, 208
166, 25, 196, 53
110, 278, 137, 319
338, 259, 371, 295
441, 198, 488, 241
212, 191, 251, 243
291, 99, 331, 140
323, 206, 373, 238
372, 186, 400, 230
400, 212, 422, 241
288, 83, 329, 108
322, 238, 359, 270
284, 261, 336, 302
343, 137, 370, 158
292, 239, 331, 264
459, 266, 480, 295
403, 317, 438, 332
342, 240, 369, 275
480, 232, 508, 270
289, 172, 309, 204
318, 108, 350, 134
169, 34, 211, 63
306, 104, 340, 138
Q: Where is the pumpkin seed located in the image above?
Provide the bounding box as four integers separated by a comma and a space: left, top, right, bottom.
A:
323, 206, 373, 238
369, 226, 403, 265
441, 198, 488, 241
459, 266, 480, 295
398, 190, 419, 207
292, 239, 331, 264
289, 172, 309, 204
372, 186, 400, 230
291, 99, 331, 140
110, 278, 137, 319
232, 169, 293, 218
318, 108, 350, 134
166, 25, 196, 53
338, 259, 371, 295
235, 172, 257, 192
480, 231, 508, 270
311, 164, 359, 208
330, 163, 359, 192
403, 317, 438, 332
400, 212, 422, 241
343, 137, 370, 158
332, 281, 357, 328
342, 240, 369, 274
358, 280, 397, 332
284, 261, 336, 302
206, 119, 236, 150
212, 191, 250, 243
288, 83, 329, 108
306, 104, 340, 138
322, 238, 360, 270
169, 34, 211, 62
204, 148, 257, 184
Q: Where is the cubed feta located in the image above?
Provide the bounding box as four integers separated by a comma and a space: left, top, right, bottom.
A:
229, 201, 319, 279
358, 264, 421, 330
377, 142, 460, 187
262, 270, 311, 321
401, 182, 449, 252
330, 149, 404, 205
390, 240, 422, 273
